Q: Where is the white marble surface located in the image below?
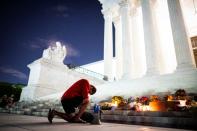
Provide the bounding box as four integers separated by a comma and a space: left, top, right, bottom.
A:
20, 42, 105, 101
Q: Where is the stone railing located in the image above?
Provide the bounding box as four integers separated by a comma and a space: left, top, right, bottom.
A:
69, 65, 108, 81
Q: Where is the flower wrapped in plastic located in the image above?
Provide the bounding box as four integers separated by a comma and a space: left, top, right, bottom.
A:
140, 96, 149, 105
111, 96, 124, 107
150, 95, 160, 102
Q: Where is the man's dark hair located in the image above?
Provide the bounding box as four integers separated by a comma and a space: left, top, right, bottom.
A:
90, 85, 96, 95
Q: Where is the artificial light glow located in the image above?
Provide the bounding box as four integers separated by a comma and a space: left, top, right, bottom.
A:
178, 100, 186, 107
111, 101, 118, 107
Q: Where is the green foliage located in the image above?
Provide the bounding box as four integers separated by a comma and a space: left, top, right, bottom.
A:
0, 82, 26, 102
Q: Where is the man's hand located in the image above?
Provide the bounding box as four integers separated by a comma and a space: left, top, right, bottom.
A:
73, 98, 89, 123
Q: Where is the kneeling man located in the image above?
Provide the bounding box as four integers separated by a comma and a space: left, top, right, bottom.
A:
48, 79, 97, 123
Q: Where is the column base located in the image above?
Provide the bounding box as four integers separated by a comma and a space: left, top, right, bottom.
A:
121, 73, 132, 80
103, 75, 114, 81
175, 63, 196, 73
145, 68, 160, 77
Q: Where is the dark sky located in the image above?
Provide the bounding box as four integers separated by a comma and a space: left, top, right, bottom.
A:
0, 0, 104, 84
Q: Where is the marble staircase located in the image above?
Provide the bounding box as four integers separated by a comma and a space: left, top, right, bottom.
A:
0, 101, 63, 117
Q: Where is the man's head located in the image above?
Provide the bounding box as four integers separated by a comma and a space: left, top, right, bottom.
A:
89, 85, 97, 95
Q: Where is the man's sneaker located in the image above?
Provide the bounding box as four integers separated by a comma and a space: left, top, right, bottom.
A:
48, 108, 54, 124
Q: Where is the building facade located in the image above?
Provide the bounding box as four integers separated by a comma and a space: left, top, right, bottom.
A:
98, 0, 197, 80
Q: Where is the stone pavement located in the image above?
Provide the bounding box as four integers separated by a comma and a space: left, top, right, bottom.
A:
0, 113, 194, 131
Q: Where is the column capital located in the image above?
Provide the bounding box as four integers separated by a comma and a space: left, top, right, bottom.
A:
119, 0, 130, 8
140, 0, 157, 10
119, 0, 131, 15
130, 6, 139, 17
102, 9, 113, 20
113, 16, 121, 26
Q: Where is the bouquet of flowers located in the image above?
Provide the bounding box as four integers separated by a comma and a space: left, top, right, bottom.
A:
128, 96, 135, 103
111, 96, 124, 107
140, 96, 149, 105
150, 95, 160, 102
175, 89, 187, 100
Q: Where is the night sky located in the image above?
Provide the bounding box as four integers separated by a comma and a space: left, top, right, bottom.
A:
0, 0, 104, 84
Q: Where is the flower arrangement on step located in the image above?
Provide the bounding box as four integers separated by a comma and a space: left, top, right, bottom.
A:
150, 95, 160, 102
99, 98, 112, 110
111, 96, 124, 106
149, 95, 167, 111
99, 96, 127, 110
97, 88, 196, 112
140, 96, 149, 105
111, 96, 127, 110
128, 97, 136, 111
99, 102, 112, 110
175, 89, 187, 100
167, 95, 174, 101
128, 96, 150, 111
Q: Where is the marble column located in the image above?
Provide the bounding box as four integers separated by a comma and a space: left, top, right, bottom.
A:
113, 16, 123, 80
167, 0, 194, 70
141, 0, 160, 76
102, 9, 113, 80
130, 7, 146, 78
119, 0, 134, 79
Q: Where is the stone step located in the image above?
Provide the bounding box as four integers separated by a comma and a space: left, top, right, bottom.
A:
0, 108, 9, 113
10, 110, 25, 115
1, 107, 196, 129
36, 108, 50, 112
101, 110, 196, 117
101, 114, 197, 129
31, 111, 48, 117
